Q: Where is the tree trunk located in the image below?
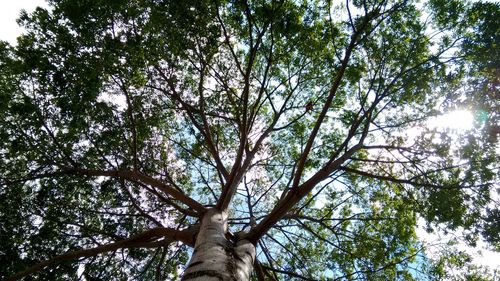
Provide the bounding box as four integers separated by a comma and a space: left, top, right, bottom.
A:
181, 209, 256, 281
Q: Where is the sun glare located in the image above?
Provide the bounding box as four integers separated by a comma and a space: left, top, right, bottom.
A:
430, 110, 474, 130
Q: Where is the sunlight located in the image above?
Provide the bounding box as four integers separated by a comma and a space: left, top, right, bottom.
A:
430, 110, 474, 130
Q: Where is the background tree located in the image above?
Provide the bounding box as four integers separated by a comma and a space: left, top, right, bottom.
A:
0, 0, 498, 280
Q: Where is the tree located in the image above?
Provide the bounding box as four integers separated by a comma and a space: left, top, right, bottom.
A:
0, 0, 498, 280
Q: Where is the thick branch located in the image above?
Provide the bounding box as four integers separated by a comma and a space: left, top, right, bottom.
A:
67, 167, 206, 214
247, 143, 363, 243
289, 11, 375, 191
6, 227, 197, 281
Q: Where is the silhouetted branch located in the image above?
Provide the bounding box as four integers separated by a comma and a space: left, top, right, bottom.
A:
6, 227, 197, 281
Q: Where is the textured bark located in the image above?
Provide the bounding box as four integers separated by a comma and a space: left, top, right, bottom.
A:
182, 209, 255, 281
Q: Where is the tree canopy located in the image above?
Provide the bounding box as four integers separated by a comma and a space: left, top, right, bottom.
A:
0, 0, 498, 280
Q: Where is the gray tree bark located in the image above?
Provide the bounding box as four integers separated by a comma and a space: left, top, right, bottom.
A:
181, 209, 256, 281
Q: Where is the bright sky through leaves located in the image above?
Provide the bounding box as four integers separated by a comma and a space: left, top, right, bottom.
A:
0, 0, 48, 46
430, 110, 474, 130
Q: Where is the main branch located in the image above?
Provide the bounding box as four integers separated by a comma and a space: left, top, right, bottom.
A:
7, 227, 197, 281
66, 167, 206, 214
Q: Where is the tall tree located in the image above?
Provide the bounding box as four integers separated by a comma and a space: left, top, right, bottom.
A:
0, 0, 498, 280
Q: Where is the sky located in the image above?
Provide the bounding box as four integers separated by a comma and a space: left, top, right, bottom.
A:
1, 0, 498, 277
0, 0, 48, 45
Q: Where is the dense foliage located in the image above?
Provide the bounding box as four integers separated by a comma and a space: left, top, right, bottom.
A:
0, 0, 498, 280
